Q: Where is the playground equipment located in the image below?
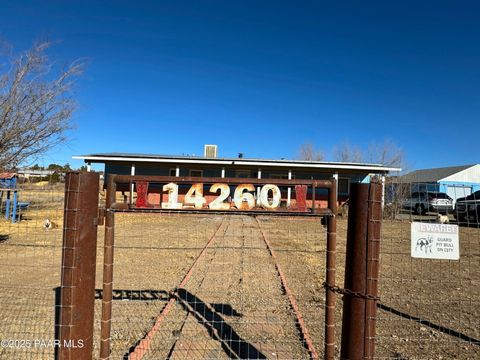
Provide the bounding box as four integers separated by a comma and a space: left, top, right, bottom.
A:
0, 173, 29, 223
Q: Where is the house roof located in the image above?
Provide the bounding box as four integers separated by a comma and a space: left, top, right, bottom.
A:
73, 152, 401, 173
402, 165, 475, 183
17, 169, 56, 176
0, 172, 17, 179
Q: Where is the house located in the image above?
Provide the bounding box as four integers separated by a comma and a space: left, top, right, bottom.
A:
401, 164, 480, 203
73, 147, 400, 207
17, 168, 56, 181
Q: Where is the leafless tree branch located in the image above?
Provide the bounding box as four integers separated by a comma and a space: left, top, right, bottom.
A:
297, 142, 324, 161
333, 141, 363, 163
0, 41, 82, 170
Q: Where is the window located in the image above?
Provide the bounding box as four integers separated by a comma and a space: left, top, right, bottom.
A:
169, 168, 177, 177
467, 191, 480, 200
189, 170, 203, 177
235, 170, 251, 178
270, 174, 289, 179
269, 173, 295, 179
338, 178, 350, 194
431, 193, 452, 200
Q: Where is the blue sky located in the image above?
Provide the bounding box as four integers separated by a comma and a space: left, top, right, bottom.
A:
1, 1, 479, 170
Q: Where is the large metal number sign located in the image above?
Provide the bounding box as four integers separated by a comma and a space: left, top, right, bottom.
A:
161, 182, 281, 210
124, 176, 327, 214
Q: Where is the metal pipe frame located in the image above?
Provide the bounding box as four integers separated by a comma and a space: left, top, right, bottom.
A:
99, 174, 338, 359
99, 175, 116, 359
325, 177, 338, 359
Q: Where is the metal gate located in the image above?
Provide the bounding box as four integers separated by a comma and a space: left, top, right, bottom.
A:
57, 172, 383, 360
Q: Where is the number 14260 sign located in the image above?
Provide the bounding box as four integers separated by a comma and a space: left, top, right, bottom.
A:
159, 183, 282, 211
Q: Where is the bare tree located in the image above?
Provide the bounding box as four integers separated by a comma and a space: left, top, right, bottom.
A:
333, 139, 406, 169
0, 42, 82, 170
366, 139, 405, 168
297, 142, 324, 161
332, 138, 407, 219
333, 141, 363, 163
366, 139, 406, 219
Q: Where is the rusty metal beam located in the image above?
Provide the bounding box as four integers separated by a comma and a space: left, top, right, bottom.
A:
59, 172, 99, 360
111, 174, 333, 188
117, 207, 332, 216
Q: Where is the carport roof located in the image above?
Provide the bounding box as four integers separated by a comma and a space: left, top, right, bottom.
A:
402, 165, 475, 183
73, 152, 401, 173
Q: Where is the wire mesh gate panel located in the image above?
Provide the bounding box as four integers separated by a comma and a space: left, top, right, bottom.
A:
96, 175, 338, 360
100, 214, 328, 359
376, 180, 480, 358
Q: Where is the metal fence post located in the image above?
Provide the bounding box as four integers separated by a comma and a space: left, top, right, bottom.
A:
100, 175, 117, 360
325, 177, 338, 359
59, 171, 100, 360
364, 181, 382, 358
341, 183, 369, 359
340, 181, 382, 359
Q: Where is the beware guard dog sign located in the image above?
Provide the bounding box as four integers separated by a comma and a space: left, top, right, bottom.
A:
411, 222, 460, 260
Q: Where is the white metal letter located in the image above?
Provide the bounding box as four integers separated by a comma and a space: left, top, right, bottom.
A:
185, 183, 206, 209
259, 184, 281, 210
209, 183, 231, 210
233, 184, 256, 210
162, 182, 182, 209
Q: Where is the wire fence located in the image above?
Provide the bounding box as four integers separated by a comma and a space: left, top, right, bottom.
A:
376, 180, 480, 359
1, 175, 479, 359
0, 181, 65, 359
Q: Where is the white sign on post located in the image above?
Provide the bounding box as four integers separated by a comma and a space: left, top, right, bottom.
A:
411, 222, 460, 260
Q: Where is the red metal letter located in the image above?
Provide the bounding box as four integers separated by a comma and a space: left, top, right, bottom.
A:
295, 185, 307, 212
135, 181, 152, 208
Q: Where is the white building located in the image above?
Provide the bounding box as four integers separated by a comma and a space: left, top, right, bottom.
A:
402, 164, 480, 203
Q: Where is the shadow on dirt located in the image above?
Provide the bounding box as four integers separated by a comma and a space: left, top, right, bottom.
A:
94, 288, 169, 301
378, 302, 480, 346
171, 288, 266, 359
63, 286, 264, 360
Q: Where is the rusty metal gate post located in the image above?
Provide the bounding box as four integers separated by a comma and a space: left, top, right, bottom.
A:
340, 181, 382, 359
364, 181, 382, 358
100, 175, 116, 359
59, 172, 100, 360
325, 177, 338, 359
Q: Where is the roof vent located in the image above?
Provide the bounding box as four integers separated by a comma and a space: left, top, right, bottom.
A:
238, 152, 244, 158
204, 144, 218, 158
